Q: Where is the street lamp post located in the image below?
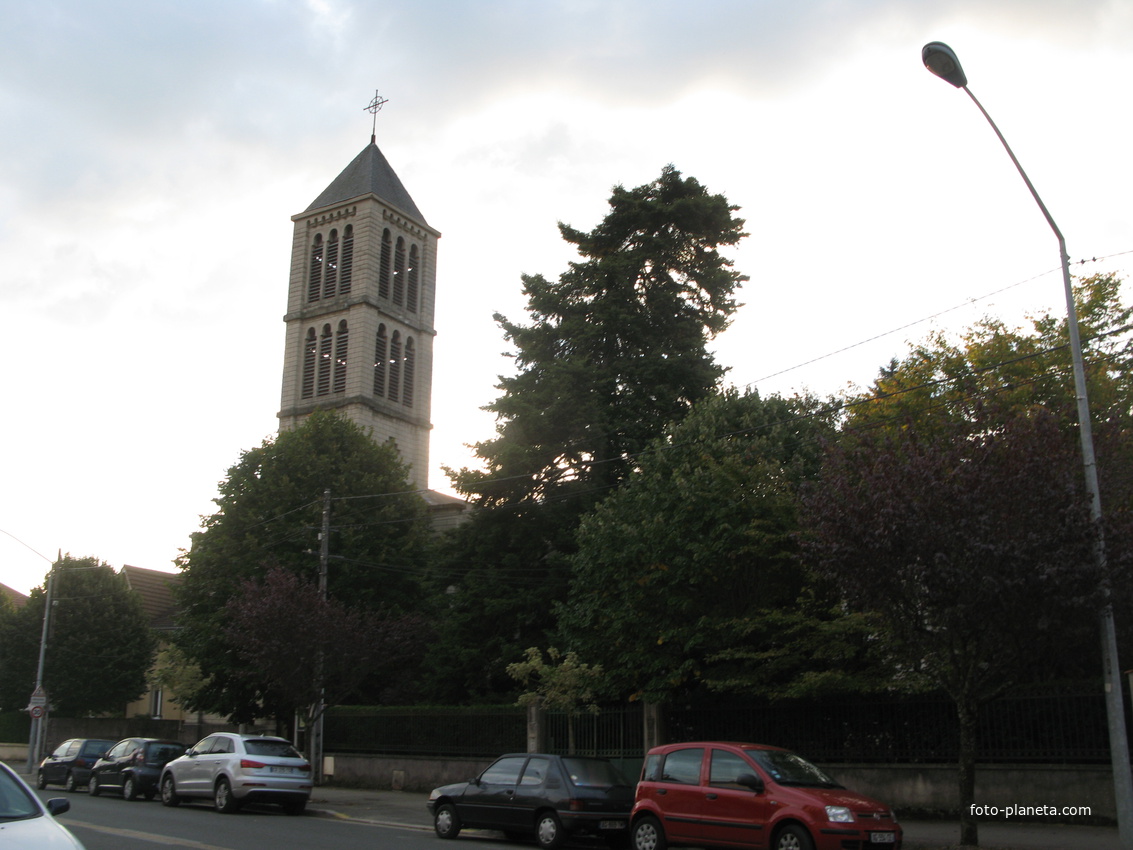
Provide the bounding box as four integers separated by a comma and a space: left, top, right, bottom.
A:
923, 41, 1133, 847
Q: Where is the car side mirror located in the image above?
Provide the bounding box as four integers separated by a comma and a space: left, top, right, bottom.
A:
737, 773, 764, 793
46, 798, 71, 816
187, 749, 198, 758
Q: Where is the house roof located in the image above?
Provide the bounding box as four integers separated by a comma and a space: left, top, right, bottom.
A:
120, 565, 182, 631
304, 137, 427, 225
0, 582, 28, 610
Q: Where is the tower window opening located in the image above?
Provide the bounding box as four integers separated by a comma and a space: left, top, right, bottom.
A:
407, 244, 419, 313
403, 337, 415, 407
373, 325, 388, 398
389, 331, 402, 401
340, 224, 354, 295
301, 328, 317, 399
317, 323, 333, 396
324, 229, 339, 299
333, 319, 349, 393
379, 229, 392, 300
308, 234, 324, 302
393, 237, 405, 306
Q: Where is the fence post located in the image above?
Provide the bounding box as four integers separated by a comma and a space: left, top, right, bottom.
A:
526, 703, 546, 753
643, 702, 665, 751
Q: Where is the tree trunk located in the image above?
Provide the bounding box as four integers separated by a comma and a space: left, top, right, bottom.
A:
957, 699, 979, 847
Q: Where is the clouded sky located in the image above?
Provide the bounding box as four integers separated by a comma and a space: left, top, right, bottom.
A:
3, 0, 1131, 595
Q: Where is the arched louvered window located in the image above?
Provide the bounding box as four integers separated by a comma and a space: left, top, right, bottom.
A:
373, 325, 388, 398
316, 324, 333, 396
407, 244, 419, 313
393, 237, 405, 306
301, 328, 317, 399
324, 229, 339, 299
403, 337, 415, 407
379, 229, 392, 300
308, 234, 324, 302
388, 331, 402, 401
333, 320, 349, 393
340, 224, 354, 295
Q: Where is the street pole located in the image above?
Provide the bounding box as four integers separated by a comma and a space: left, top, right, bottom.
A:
26, 560, 56, 773
312, 488, 331, 785
923, 42, 1133, 847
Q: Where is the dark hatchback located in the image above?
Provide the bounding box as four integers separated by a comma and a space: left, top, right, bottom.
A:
89, 738, 187, 801
427, 753, 633, 848
37, 738, 116, 792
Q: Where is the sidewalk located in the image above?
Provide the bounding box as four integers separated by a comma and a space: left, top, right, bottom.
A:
307, 784, 1123, 849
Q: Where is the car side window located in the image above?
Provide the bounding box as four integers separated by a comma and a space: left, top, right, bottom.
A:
642, 754, 663, 782
107, 741, 130, 759
710, 749, 754, 787
192, 736, 218, 755
212, 737, 235, 754
65, 741, 81, 758
480, 757, 526, 785
660, 748, 704, 785
519, 757, 550, 786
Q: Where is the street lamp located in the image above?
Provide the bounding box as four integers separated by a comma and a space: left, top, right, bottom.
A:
923, 41, 1133, 847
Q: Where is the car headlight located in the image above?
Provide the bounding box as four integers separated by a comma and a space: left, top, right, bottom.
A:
825, 805, 854, 823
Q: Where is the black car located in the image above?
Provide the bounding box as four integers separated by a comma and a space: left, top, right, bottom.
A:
427, 753, 633, 848
37, 737, 117, 792
89, 737, 187, 801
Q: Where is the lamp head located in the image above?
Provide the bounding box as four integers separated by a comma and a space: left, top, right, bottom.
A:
922, 42, 968, 88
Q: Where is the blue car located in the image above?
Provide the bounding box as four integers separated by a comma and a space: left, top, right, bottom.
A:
89, 738, 187, 801
37, 738, 116, 792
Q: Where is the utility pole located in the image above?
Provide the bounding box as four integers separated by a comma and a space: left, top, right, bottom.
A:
311, 488, 331, 784
26, 556, 57, 773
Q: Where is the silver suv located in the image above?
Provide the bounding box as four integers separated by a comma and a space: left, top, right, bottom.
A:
159, 733, 311, 815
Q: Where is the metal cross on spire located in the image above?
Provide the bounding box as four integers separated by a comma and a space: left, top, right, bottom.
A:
365, 90, 389, 142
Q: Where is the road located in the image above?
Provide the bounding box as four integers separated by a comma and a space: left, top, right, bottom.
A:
36, 789, 523, 850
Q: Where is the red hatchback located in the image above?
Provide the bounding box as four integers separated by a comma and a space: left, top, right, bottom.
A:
630, 741, 901, 850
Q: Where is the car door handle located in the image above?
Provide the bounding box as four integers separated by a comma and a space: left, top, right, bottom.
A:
656, 789, 667, 796
705, 793, 718, 800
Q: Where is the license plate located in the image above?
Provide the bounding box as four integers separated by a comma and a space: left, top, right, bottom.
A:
870, 832, 896, 844
599, 820, 627, 830
268, 766, 296, 774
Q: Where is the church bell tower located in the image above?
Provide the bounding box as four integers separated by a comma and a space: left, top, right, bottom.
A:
277, 127, 439, 489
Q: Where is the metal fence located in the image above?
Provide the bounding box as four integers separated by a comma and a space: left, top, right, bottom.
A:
324, 691, 1119, 764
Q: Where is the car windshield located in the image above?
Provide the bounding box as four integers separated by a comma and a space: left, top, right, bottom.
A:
0, 770, 40, 820
748, 750, 842, 788
244, 740, 302, 759
562, 758, 629, 789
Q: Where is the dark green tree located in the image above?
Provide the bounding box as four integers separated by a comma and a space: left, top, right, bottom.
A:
174, 410, 432, 722
556, 389, 885, 703
0, 555, 156, 716
425, 167, 748, 702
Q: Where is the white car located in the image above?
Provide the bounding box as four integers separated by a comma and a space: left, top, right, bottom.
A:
159, 732, 312, 814
0, 761, 86, 849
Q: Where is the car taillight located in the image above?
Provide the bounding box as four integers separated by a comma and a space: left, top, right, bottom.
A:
298, 763, 312, 772
75, 758, 88, 768
240, 759, 267, 770
569, 799, 587, 811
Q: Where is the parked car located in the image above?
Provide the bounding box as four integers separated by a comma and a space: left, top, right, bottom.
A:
427, 752, 634, 848
88, 737, 187, 801
159, 732, 311, 814
629, 741, 902, 850
1, 760, 87, 848
37, 738, 117, 792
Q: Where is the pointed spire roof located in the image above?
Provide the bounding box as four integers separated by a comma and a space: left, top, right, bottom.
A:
305, 137, 426, 224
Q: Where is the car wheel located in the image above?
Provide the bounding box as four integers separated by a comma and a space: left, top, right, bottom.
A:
160, 774, 181, 807
282, 799, 306, 816
433, 802, 462, 839
64, 771, 77, 793
36, 771, 47, 790
122, 776, 138, 801
88, 774, 101, 796
774, 824, 815, 850
214, 778, 240, 814
536, 811, 566, 849
632, 816, 667, 850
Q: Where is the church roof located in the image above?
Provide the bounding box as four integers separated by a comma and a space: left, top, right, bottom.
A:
0, 582, 28, 609
305, 137, 426, 224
